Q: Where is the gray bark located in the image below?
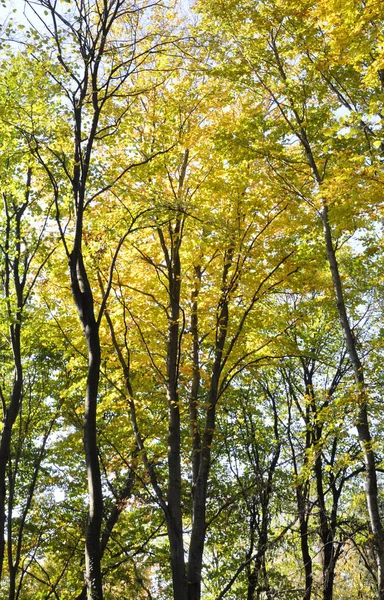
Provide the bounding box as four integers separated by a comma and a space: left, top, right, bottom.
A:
321, 204, 384, 598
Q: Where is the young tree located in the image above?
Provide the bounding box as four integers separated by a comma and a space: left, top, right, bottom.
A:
195, 0, 384, 595
99, 86, 300, 597
21, 0, 184, 597
0, 54, 60, 596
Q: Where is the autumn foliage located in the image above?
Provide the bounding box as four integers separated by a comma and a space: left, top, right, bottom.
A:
0, 1, 384, 599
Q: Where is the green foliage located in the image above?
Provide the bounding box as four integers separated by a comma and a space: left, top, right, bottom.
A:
0, 0, 383, 598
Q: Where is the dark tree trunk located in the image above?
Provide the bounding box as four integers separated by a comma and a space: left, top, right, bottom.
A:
287, 379, 313, 600
166, 378, 187, 600
247, 569, 257, 600
246, 537, 266, 600
305, 368, 336, 600
158, 209, 188, 600
187, 284, 230, 600
166, 295, 186, 600
8, 564, 16, 600
0, 185, 30, 583
297, 486, 312, 600
190, 265, 202, 496
69, 250, 103, 600
314, 454, 334, 600
0, 351, 22, 582
321, 204, 384, 599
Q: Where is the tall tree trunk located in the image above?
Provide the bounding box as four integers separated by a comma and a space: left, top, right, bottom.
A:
166, 380, 186, 600
8, 565, 16, 600
314, 454, 334, 600
190, 265, 202, 497
321, 204, 384, 599
246, 532, 267, 600
158, 211, 188, 600
297, 486, 312, 600
287, 375, 313, 600
0, 186, 29, 583
187, 292, 229, 600
305, 369, 335, 600
187, 243, 234, 600
0, 345, 22, 582
266, 37, 384, 595
69, 250, 103, 600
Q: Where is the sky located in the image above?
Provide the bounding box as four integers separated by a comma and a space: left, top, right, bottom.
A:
0, 0, 195, 58
0, 0, 195, 27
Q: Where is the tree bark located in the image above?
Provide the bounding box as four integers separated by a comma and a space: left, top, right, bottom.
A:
273, 33, 384, 589
0, 183, 30, 583
305, 367, 336, 600
190, 265, 202, 496
297, 486, 312, 600
0, 341, 22, 583
321, 203, 384, 599
187, 249, 232, 600
314, 453, 335, 600
69, 249, 103, 600
158, 212, 188, 600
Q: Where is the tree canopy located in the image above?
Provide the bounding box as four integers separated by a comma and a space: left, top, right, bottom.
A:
0, 1, 384, 599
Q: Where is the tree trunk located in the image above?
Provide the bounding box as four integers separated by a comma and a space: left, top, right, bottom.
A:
0, 190, 29, 583
321, 204, 384, 599
83, 325, 103, 600
187, 331, 226, 600
297, 486, 312, 600
0, 352, 22, 582
187, 245, 233, 600
190, 265, 202, 496
166, 380, 187, 600
314, 454, 334, 600
166, 515, 187, 600
306, 369, 335, 600
69, 250, 103, 600
247, 566, 258, 600
267, 36, 384, 594
158, 213, 188, 600
8, 565, 16, 600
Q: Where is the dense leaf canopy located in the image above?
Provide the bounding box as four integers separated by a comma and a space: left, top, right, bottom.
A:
0, 1, 384, 599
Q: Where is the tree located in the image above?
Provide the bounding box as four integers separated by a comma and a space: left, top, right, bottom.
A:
0, 52, 62, 597
20, 0, 185, 597
0, 1, 383, 597
97, 79, 301, 597
195, 0, 384, 595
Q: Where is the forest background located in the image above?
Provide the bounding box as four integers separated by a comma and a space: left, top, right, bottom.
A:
0, 0, 384, 599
